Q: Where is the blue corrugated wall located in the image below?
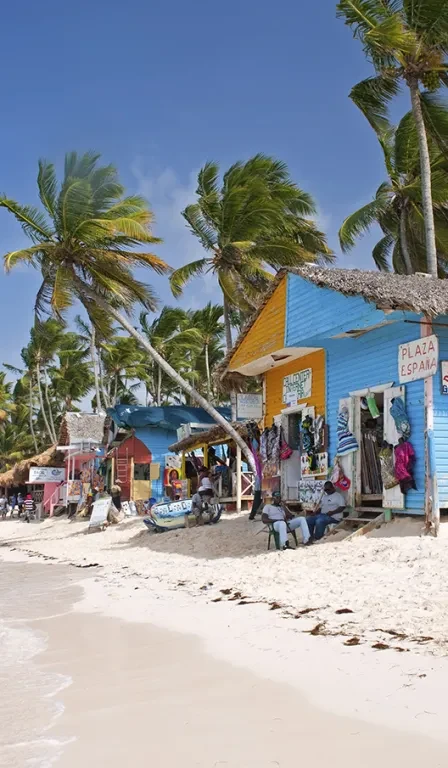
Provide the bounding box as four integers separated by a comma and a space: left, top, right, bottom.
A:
433, 317, 448, 507
134, 426, 176, 500
285, 274, 426, 514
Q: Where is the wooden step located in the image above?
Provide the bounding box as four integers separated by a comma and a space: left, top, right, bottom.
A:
345, 516, 379, 525
355, 506, 384, 513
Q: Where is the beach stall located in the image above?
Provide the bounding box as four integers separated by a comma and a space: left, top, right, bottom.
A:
106, 405, 231, 503
57, 412, 106, 514
0, 445, 66, 516
218, 266, 448, 534
168, 422, 255, 513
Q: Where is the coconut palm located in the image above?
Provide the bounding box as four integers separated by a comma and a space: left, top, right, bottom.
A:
139, 308, 202, 406
0, 152, 258, 471
187, 304, 225, 400
0, 421, 36, 472
170, 155, 333, 352
49, 332, 94, 411
339, 109, 448, 272
337, 0, 448, 277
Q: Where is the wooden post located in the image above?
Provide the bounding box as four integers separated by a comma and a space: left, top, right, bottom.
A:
130, 456, 135, 501
236, 444, 242, 513
422, 318, 439, 535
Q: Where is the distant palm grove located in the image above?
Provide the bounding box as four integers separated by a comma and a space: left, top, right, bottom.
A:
1, 0, 448, 470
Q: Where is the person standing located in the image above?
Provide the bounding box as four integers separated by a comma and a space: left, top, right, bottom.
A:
110, 480, 122, 511
262, 491, 311, 550
23, 494, 36, 523
17, 492, 24, 517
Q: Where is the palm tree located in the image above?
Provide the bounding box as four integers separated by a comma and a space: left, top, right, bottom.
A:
187, 304, 224, 400
170, 155, 333, 352
75, 315, 109, 413
139, 308, 202, 406
0, 421, 36, 472
49, 332, 94, 411
29, 319, 64, 442
0, 152, 258, 471
337, 0, 448, 277
99, 335, 145, 407
339, 109, 448, 272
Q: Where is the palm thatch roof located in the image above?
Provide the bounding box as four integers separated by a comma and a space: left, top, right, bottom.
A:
59, 412, 106, 446
169, 422, 250, 454
0, 445, 65, 488
215, 266, 448, 391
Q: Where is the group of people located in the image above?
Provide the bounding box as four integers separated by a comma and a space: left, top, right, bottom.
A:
0, 492, 36, 522
261, 482, 346, 550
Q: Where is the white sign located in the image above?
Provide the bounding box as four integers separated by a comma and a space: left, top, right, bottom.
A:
28, 467, 66, 483
398, 334, 438, 383
236, 393, 263, 420
442, 361, 448, 395
283, 368, 312, 404
284, 392, 298, 407
89, 496, 112, 528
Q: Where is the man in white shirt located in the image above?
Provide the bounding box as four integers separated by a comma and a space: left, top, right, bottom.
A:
262, 492, 311, 550
306, 482, 346, 541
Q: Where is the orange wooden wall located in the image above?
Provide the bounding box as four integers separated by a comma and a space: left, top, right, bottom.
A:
230, 278, 286, 370
264, 349, 326, 424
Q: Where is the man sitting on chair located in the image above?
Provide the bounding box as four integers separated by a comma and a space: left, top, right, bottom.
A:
262, 491, 311, 550
306, 481, 346, 541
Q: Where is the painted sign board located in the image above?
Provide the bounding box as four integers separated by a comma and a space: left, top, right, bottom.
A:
442, 361, 448, 395
283, 368, 312, 404
236, 393, 263, 420
398, 334, 438, 383
67, 479, 82, 502
28, 467, 65, 483
89, 496, 112, 528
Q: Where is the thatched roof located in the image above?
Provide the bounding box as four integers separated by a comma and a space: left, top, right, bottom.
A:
59, 412, 106, 446
169, 422, 250, 454
216, 266, 448, 389
0, 445, 65, 488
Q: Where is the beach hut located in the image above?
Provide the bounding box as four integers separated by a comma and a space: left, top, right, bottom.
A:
106, 405, 231, 503
57, 412, 106, 512
217, 266, 448, 533
168, 421, 256, 512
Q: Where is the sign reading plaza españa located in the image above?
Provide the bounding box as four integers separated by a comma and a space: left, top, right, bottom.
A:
282, 368, 312, 404
398, 334, 439, 384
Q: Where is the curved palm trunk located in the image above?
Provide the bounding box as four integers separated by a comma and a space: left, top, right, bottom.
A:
98, 354, 110, 409
157, 366, 162, 407
399, 207, 413, 275
77, 283, 257, 473
223, 295, 237, 420
43, 364, 57, 442
36, 360, 55, 442
90, 327, 103, 413
409, 80, 438, 278
29, 377, 38, 454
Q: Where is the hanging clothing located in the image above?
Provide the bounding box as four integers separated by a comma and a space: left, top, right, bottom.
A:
390, 397, 411, 440
260, 429, 269, 464
336, 408, 359, 456
379, 446, 398, 490
394, 441, 416, 494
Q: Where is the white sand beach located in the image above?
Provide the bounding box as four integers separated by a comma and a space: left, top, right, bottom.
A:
2, 513, 448, 766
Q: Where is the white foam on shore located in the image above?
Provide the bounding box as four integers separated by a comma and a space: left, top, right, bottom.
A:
0, 585, 73, 767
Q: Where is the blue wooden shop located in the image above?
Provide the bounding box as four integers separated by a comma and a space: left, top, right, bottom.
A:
106, 405, 230, 502
222, 266, 448, 530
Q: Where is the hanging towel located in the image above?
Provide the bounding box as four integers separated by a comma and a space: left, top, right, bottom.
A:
366, 393, 380, 419
394, 441, 417, 493
336, 407, 359, 456
390, 397, 411, 440
379, 446, 398, 490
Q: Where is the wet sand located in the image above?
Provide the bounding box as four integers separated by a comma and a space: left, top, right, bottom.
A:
0, 559, 447, 767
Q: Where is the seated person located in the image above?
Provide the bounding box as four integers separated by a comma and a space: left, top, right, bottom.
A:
306, 481, 346, 541
262, 491, 311, 550
191, 485, 213, 524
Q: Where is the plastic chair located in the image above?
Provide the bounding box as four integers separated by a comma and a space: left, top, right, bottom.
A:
267, 522, 298, 551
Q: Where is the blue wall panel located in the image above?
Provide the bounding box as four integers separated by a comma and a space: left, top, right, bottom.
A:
433, 317, 448, 507
134, 426, 176, 500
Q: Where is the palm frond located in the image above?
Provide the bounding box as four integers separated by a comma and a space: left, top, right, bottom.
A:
350, 74, 400, 132
3, 244, 46, 272
339, 194, 390, 252
0, 197, 53, 243
182, 204, 217, 250
170, 259, 209, 297
372, 233, 393, 270
37, 159, 58, 219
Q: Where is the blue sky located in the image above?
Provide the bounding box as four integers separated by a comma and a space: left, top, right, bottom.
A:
0, 0, 407, 370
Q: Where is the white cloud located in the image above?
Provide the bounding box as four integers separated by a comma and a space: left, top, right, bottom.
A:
130, 160, 222, 310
